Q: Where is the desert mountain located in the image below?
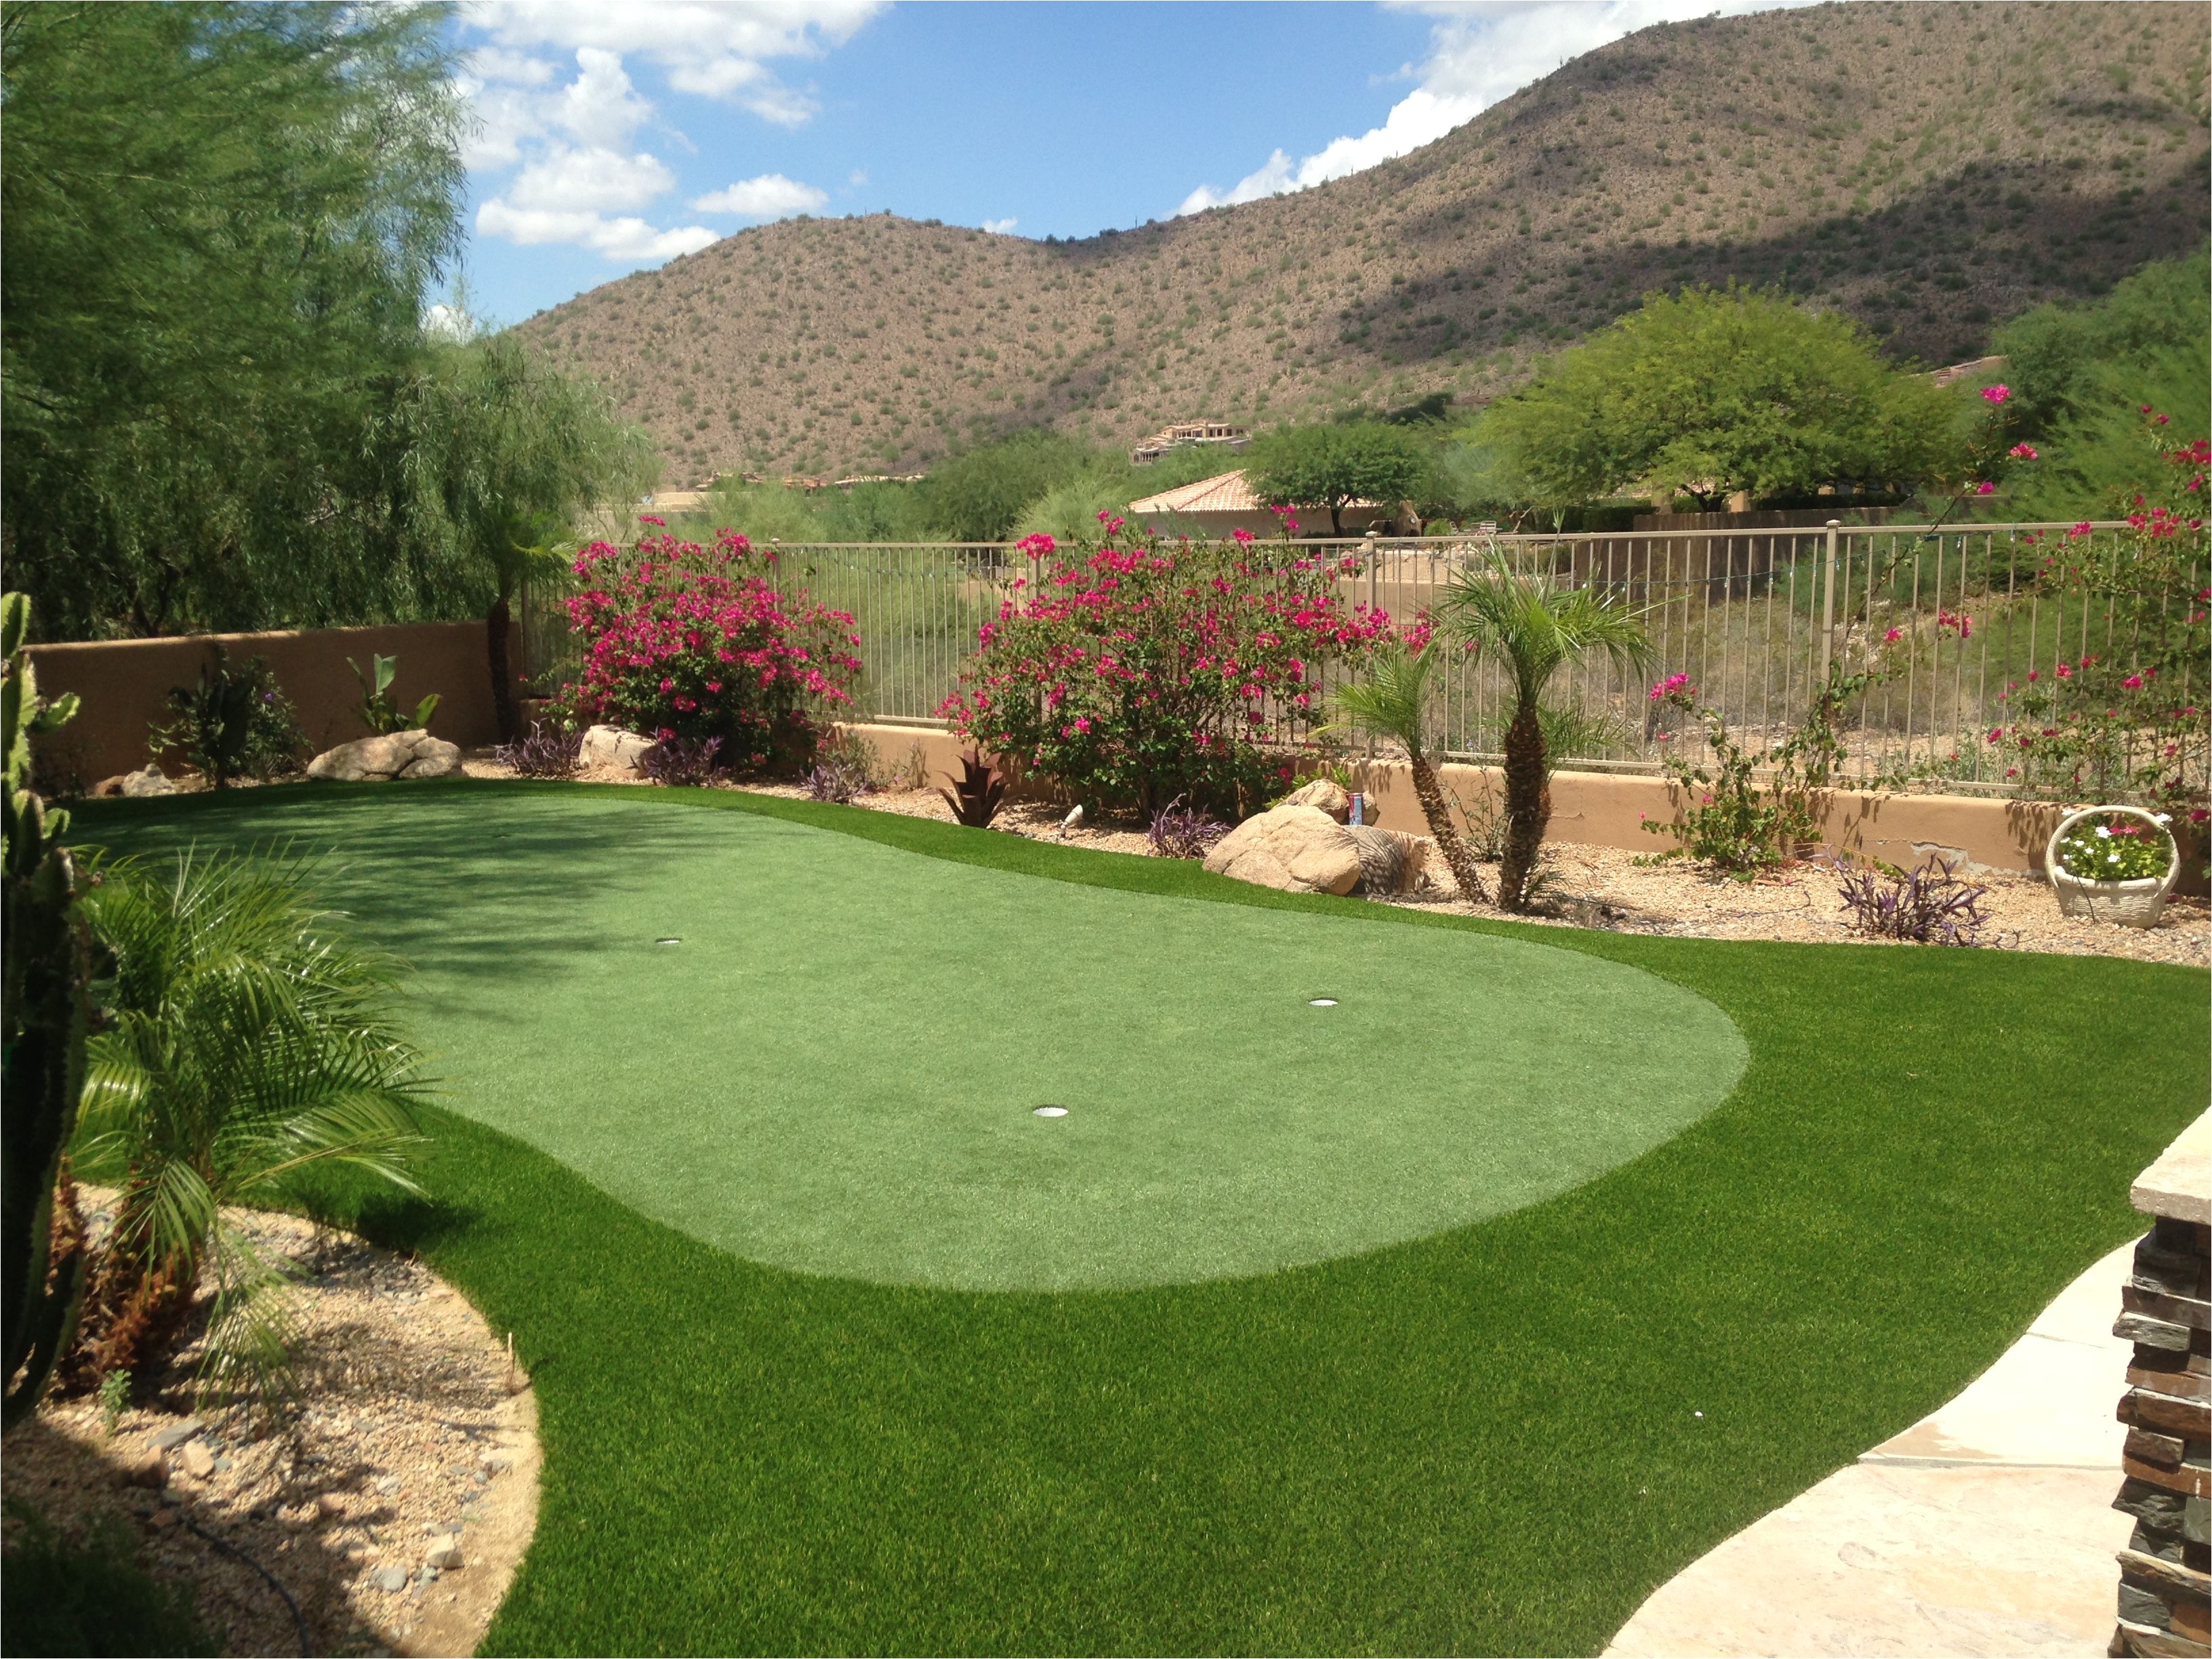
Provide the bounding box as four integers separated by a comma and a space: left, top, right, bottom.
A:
516, 1, 2210, 486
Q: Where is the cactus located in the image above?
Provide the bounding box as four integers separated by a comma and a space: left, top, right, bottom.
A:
2, 591, 92, 1429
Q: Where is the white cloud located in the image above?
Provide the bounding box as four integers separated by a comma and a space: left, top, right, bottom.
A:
981, 217, 1019, 235
467, 0, 884, 125
424, 302, 478, 342
1177, 0, 1804, 216
848, 168, 869, 188
477, 199, 719, 262
690, 173, 829, 218
509, 145, 676, 212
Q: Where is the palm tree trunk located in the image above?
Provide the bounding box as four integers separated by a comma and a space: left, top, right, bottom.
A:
1498, 696, 1550, 910
67, 1178, 196, 1387
488, 593, 518, 745
1409, 752, 1489, 904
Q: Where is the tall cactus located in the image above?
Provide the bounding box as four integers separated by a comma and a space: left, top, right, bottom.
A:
2, 592, 91, 1428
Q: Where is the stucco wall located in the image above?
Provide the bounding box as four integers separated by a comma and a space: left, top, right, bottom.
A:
834, 722, 2070, 876
26, 621, 504, 787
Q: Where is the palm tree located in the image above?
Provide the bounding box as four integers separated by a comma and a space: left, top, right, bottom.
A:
1440, 554, 1654, 910
1321, 642, 1489, 904
70, 850, 428, 1400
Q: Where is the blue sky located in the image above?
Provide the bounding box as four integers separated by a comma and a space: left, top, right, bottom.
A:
451, 1, 1790, 327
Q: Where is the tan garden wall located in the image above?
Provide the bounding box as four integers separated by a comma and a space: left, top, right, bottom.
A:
834, 722, 2070, 876
26, 621, 504, 788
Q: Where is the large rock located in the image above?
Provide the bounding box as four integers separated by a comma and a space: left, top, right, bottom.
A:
579, 724, 655, 775
1277, 778, 1351, 821
306, 729, 462, 782
96, 764, 178, 798
1203, 804, 1363, 895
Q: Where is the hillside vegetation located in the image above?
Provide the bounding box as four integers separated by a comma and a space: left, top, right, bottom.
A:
517, 1, 2210, 488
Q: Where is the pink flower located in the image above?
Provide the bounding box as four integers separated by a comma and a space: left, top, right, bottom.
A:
2008, 443, 2039, 460
2055, 663, 2072, 679
1981, 384, 2010, 405
1883, 627, 1904, 643
2122, 674, 2145, 689
2069, 522, 2092, 538
1974, 481, 1996, 496
1231, 528, 1256, 545
1017, 533, 1057, 558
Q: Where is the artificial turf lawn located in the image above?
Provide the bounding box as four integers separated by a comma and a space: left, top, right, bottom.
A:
75, 781, 2211, 1657
85, 786, 1745, 1290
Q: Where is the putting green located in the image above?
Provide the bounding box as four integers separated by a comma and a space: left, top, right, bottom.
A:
94, 787, 1747, 1291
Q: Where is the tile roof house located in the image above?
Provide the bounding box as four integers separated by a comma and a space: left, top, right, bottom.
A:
1127, 469, 1391, 539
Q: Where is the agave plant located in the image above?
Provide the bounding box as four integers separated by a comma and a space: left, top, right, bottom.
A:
70, 850, 428, 1404
1319, 642, 1490, 903
1439, 555, 1653, 910
939, 750, 1006, 828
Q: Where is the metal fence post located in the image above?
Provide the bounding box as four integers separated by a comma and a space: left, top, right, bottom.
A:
1818, 518, 1841, 683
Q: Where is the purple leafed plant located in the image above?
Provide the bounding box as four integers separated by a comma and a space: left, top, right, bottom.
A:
1833, 855, 1991, 945
806, 758, 875, 804
640, 735, 724, 787
493, 724, 583, 779
1148, 794, 1233, 859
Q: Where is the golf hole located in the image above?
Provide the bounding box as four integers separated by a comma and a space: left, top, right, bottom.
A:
655, 937, 681, 946
1033, 1105, 1069, 1118
1308, 998, 1338, 1008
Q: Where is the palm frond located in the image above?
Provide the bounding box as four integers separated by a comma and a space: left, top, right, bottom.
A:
1317, 643, 1439, 758
1439, 552, 1656, 705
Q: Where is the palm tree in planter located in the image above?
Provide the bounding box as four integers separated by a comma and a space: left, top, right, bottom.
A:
1322, 642, 1489, 904
70, 850, 428, 1401
1440, 554, 1653, 911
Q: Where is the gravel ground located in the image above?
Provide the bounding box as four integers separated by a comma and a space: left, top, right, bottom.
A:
1, 1193, 539, 1658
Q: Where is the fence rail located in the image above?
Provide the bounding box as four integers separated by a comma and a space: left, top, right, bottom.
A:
520, 521, 2193, 793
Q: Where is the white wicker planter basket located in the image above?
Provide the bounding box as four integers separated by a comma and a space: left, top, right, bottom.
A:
2045, 805, 2179, 928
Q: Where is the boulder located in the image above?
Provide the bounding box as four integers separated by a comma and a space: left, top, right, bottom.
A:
1277, 778, 1351, 822
306, 730, 462, 783
94, 765, 178, 798
1202, 804, 1362, 895
1349, 825, 1429, 895
579, 724, 655, 775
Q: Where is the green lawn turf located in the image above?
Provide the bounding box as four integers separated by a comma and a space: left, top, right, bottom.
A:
73, 781, 2210, 1657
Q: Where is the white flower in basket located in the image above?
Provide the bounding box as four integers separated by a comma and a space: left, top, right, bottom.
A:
2045, 805, 2179, 928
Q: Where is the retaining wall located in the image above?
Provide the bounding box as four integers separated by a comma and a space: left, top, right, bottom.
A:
25, 621, 504, 787
836, 722, 2071, 876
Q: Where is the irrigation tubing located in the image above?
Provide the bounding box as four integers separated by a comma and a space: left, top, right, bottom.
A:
178, 1511, 312, 1657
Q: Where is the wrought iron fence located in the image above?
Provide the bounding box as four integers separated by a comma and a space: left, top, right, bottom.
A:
521, 520, 2192, 794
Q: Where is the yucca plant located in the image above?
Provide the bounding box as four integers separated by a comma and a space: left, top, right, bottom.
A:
1440, 556, 1654, 910
1320, 643, 1489, 904
70, 850, 428, 1405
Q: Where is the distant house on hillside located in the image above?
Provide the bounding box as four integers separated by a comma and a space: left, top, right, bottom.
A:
1128, 469, 1390, 539
1130, 419, 1250, 466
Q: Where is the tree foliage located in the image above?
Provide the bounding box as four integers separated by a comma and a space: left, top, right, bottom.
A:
1, 2, 477, 638
1244, 423, 1429, 535
1477, 287, 1961, 509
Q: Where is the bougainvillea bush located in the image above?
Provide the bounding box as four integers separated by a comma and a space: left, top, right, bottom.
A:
939, 522, 1394, 813
1984, 417, 2209, 844
562, 523, 861, 772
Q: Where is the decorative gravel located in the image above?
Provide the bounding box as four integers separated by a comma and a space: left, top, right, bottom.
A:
1, 1195, 539, 1658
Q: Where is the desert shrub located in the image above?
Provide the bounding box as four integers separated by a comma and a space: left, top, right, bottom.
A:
562, 525, 861, 773
347, 652, 438, 735
1832, 855, 1991, 945
939, 525, 1391, 814
638, 735, 724, 787
148, 649, 307, 787
493, 724, 583, 779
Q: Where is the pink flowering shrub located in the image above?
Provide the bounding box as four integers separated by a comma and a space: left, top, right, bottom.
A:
939, 520, 1393, 813
561, 524, 862, 772
1986, 418, 2208, 838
